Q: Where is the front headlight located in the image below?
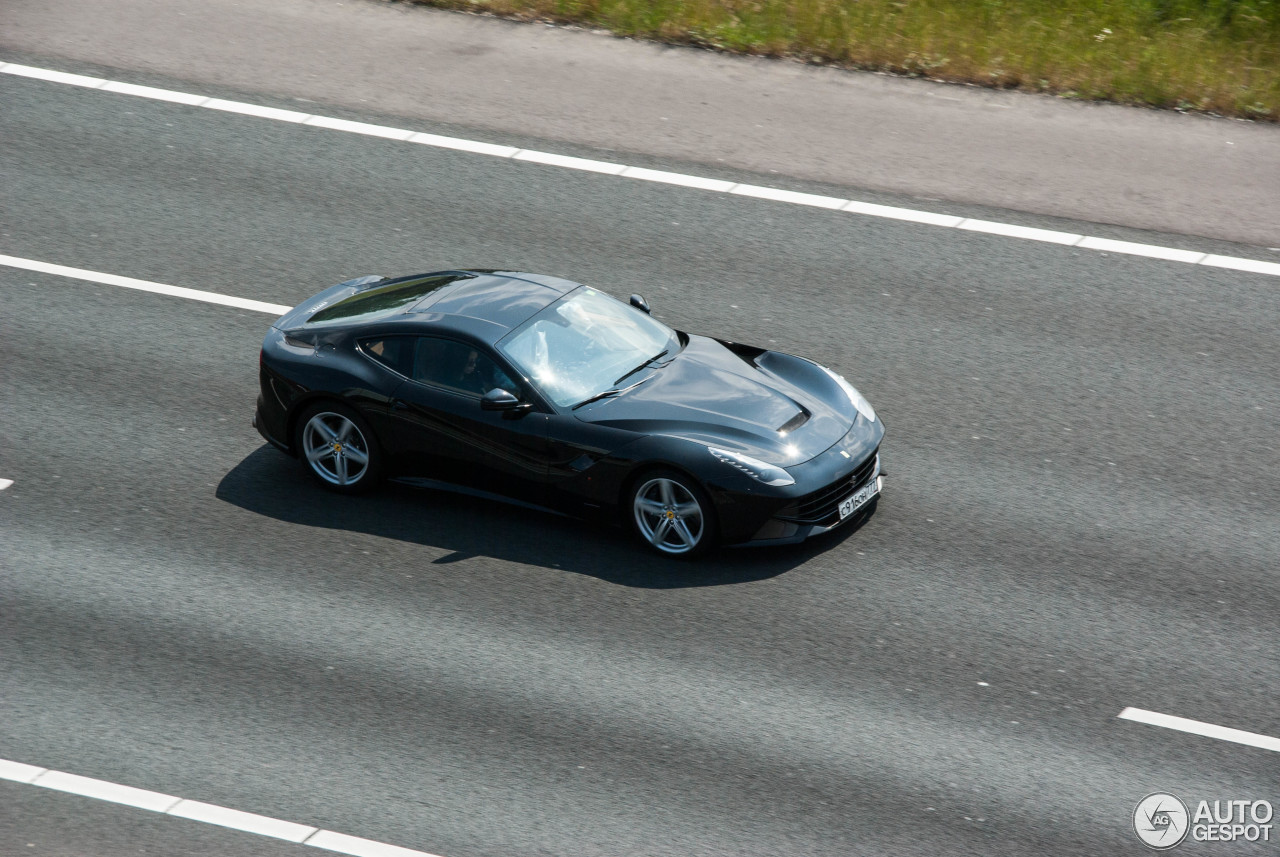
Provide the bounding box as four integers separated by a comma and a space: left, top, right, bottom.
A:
709, 447, 795, 487
822, 366, 876, 423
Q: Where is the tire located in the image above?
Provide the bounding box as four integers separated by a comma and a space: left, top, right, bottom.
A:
293, 402, 382, 494
627, 468, 718, 558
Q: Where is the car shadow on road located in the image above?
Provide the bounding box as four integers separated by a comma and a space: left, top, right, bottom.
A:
217, 446, 875, 588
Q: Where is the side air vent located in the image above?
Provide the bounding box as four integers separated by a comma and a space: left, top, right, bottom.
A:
777, 410, 810, 435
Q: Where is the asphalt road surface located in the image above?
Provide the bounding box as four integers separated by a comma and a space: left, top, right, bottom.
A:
3, 20, 1279, 857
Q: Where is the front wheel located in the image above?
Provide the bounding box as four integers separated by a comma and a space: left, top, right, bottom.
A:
629, 469, 718, 558
294, 402, 382, 494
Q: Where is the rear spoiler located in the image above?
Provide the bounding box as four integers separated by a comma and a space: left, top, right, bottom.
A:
270, 275, 386, 330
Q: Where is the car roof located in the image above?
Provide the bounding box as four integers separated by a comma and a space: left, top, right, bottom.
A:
297, 270, 584, 345
406, 270, 579, 334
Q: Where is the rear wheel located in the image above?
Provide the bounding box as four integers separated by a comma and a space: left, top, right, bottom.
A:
294, 402, 382, 494
629, 469, 717, 558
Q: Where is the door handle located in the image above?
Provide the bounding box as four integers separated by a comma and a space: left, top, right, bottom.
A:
391, 399, 408, 411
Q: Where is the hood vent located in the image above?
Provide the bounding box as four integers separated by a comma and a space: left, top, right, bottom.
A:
776, 409, 810, 435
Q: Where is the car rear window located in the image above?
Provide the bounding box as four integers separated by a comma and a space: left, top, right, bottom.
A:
308, 274, 471, 324
358, 336, 414, 376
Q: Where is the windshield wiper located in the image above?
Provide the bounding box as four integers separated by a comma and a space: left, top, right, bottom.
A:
571, 375, 653, 410
612, 349, 670, 386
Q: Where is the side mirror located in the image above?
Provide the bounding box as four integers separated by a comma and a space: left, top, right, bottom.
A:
629, 294, 651, 314
481, 387, 532, 415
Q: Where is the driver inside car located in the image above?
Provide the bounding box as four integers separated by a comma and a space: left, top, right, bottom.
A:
456, 348, 518, 397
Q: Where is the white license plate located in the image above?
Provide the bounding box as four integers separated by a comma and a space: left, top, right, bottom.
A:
839, 477, 880, 520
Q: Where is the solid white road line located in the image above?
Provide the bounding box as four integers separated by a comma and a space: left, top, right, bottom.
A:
4, 60, 1280, 278
0, 757, 446, 857
956, 218, 1081, 245
303, 115, 417, 141
205, 98, 311, 123
407, 131, 519, 158
730, 184, 847, 209
2, 63, 107, 88
0, 254, 291, 316
0, 759, 46, 782
99, 79, 209, 106
1119, 708, 1280, 753
619, 166, 736, 192
1202, 254, 1280, 275
842, 199, 964, 227
168, 799, 318, 842
0, 478, 14, 491
513, 150, 628, 174
33, 770, 182, 812
1076, 236, 1206, 264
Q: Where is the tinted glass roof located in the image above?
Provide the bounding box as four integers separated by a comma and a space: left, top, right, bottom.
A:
307, 273, 466, 324
410, 273, 566, 329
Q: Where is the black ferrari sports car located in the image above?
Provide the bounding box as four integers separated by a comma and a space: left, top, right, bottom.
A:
254, 270, 884, 556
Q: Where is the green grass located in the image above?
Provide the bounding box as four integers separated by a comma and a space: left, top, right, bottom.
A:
414, 0, 1280, 119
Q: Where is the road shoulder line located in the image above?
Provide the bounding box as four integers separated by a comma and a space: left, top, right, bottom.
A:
3, 60, 1279, 279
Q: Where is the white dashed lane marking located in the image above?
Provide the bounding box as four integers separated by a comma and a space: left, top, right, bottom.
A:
0, 478, 14, 490
1119, 708, 1280, 753
0, 758, 445, 856
0, 254, 291, 316
3, 61, 1279, 279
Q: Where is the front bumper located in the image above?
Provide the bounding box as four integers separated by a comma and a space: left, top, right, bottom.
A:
735, 459, 884, 547
708, 410, 884, 546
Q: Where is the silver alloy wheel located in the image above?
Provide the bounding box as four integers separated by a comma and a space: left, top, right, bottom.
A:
301, 411, 371, 487
632, 476, 705, 555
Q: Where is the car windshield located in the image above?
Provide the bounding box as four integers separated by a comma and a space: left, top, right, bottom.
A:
498, 287, 675, 408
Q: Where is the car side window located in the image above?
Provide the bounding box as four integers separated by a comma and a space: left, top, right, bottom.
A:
359, 336, 413, 376
410, 337, 519, 398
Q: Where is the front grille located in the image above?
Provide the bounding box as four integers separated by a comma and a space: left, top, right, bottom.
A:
777, 448, 879, 525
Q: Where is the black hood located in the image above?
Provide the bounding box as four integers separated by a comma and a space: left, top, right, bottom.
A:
573, 335, 854, 466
